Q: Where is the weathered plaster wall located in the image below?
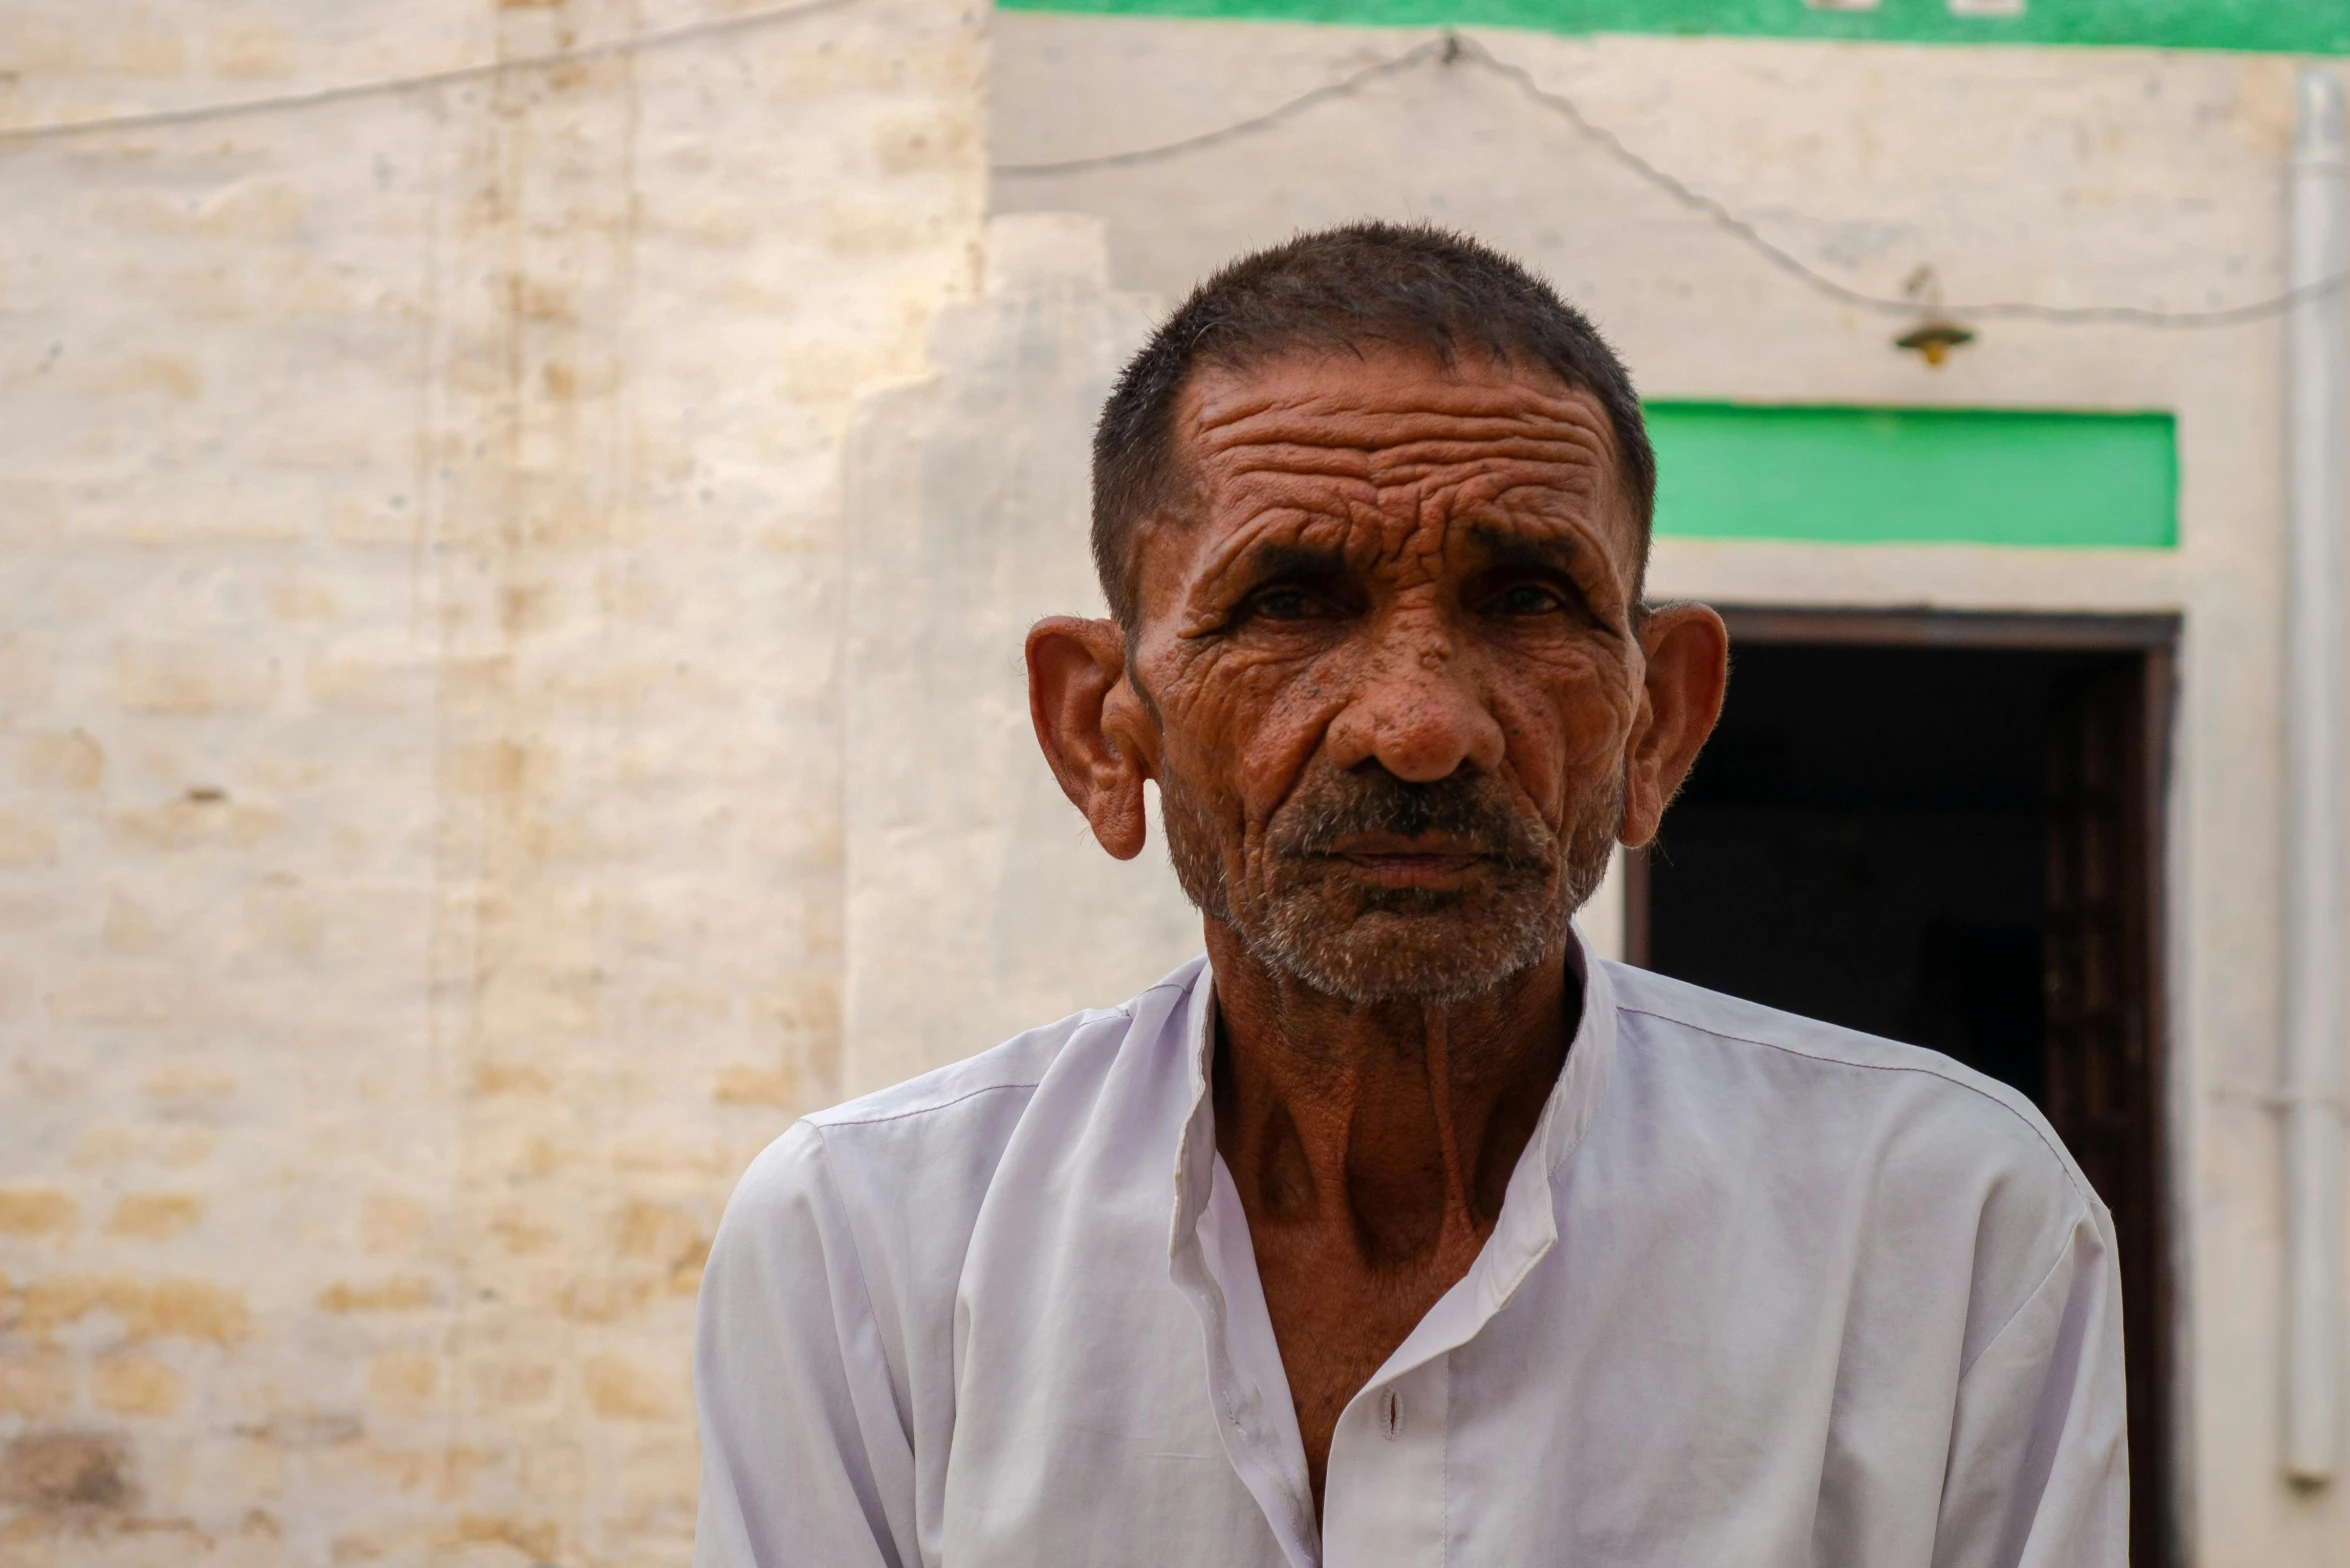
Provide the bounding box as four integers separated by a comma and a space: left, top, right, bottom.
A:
0, 1, 983, 1562
840, 212, 1203, 1095
994, 18, 2350, 1563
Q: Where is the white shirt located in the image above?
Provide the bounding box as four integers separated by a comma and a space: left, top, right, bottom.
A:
694, 931, 2127, 1568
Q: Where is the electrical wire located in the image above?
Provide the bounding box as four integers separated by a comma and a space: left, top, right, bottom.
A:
996, 29, 2350, 328
9, 12, 2340, 326
990, 33, 1456, 177
0, 0, 858, 147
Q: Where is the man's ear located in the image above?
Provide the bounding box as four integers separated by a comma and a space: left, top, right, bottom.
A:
1620, 603, 1729, 848
1027, 616, 1155, 861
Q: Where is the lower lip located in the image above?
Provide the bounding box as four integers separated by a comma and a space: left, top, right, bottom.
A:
1338, 853, 1487, 887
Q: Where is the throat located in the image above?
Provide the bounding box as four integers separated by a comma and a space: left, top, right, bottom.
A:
1223, 1000, 1564, 1271
1341, 1011, 1490, 1267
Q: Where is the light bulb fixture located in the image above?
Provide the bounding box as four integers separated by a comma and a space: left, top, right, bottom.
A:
1893, 264, 1975, 367
1895, 318, 1977, 366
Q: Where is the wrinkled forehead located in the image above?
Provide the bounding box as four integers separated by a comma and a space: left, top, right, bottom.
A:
1164, 347, 1636, 573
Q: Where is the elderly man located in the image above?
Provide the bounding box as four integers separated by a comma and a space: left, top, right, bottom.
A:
694, 224, 2125, 1567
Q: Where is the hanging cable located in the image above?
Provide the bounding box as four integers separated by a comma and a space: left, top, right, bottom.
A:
0, 0, 857, 147
995, 29, 2350, 328
990, 33, 1454, 176
12, 12, 2343, 326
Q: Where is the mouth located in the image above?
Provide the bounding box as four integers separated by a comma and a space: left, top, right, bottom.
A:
1324, 832, 1493, 888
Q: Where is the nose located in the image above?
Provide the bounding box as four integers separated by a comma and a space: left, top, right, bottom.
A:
1323, 631, 1507, 784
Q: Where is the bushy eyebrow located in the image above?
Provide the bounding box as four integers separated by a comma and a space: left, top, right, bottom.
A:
1226, 540, 1352, 588
1465, 523, 1581, 576
1181, 537, 1356, 636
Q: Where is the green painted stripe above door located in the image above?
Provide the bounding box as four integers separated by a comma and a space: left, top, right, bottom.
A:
1644, 403, 2178, 548
997, 0, 2350, 57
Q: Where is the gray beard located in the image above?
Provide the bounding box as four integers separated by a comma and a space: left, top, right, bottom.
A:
1161, 764, 1622, 1005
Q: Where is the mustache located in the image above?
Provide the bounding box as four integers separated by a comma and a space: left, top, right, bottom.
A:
1271, 768, 1555, 867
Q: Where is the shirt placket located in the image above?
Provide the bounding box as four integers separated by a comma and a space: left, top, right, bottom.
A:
1320, 1356, 1454, 1567
1171, 935, 1617, 1568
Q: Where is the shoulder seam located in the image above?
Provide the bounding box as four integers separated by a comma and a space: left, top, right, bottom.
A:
1956, 1206, 2096, 1383
811, 984, 1188, 1133
1616, 1000, 2102, 1218
812, 1078, 1041, 1130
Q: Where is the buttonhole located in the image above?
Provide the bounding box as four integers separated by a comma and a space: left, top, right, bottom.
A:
1382, 1390, 1400, 1439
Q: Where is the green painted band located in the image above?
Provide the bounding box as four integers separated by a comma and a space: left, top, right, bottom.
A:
998, 0, 2350, 58
1644, 403, 2178, 548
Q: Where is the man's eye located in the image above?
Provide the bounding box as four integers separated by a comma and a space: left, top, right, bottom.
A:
1251, 588, 1323, 621
1494, 583, 1565, 616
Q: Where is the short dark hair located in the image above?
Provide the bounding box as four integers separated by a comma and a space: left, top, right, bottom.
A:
1089, 221, 1655, 632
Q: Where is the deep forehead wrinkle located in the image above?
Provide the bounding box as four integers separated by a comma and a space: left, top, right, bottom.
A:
1185, 357, 1620, 505
1196, 400, 1616, 481
1194, 435, 1616, 567
1190, 356, 1611, 431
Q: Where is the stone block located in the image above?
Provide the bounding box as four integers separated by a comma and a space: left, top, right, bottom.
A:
91, 1355, 187, 1416
580, 1355, 680, 1423
114, 644, 279, 715
104, 1193, 204, 1242
16, 728, 105, 791
0, 1187, 78, 1240
0, 1354, 75, 1418
0, 807, 59, 867
364, 1354, 438, 1409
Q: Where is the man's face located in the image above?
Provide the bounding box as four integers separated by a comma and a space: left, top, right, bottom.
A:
1125, 346, 1647, 1004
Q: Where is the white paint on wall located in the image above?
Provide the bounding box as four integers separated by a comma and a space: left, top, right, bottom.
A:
842, 213, 1202, 1096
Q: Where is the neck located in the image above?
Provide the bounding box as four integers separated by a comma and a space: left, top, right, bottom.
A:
1207, 926, 1578, 1269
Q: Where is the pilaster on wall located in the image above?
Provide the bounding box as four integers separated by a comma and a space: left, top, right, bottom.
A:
842, 212, 1201, 1096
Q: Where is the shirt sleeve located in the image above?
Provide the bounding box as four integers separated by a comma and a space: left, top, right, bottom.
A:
694, 1122, 919, 1568
1932, 1199, 2130, 1568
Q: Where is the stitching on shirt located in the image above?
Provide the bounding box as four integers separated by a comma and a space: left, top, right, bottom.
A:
815, 1079, 1042, 1129
817, 982, 1188, 1132
1614, 1000, 2100, 1216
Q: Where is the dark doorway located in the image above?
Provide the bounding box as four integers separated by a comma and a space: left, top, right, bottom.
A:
1628, 608, 2175, 1568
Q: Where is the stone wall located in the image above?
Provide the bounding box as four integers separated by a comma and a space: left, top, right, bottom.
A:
0, 2, 984, 1562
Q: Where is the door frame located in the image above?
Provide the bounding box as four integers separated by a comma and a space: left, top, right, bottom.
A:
1621, 604, 2182, 1566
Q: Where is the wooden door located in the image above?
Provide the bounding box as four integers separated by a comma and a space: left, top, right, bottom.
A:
2043, 657, 2173, 1568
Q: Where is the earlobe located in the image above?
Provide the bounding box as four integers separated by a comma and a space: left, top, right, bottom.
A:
1618, 604, 1730, 849
1026, 616, 1153, 861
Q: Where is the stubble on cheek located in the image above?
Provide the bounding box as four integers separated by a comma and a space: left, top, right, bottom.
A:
1146, 626, 1640, 1005
1159, 751, 1627, 1005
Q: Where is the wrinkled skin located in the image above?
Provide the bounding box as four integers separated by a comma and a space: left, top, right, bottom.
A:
1029, 346, 1727, 1515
